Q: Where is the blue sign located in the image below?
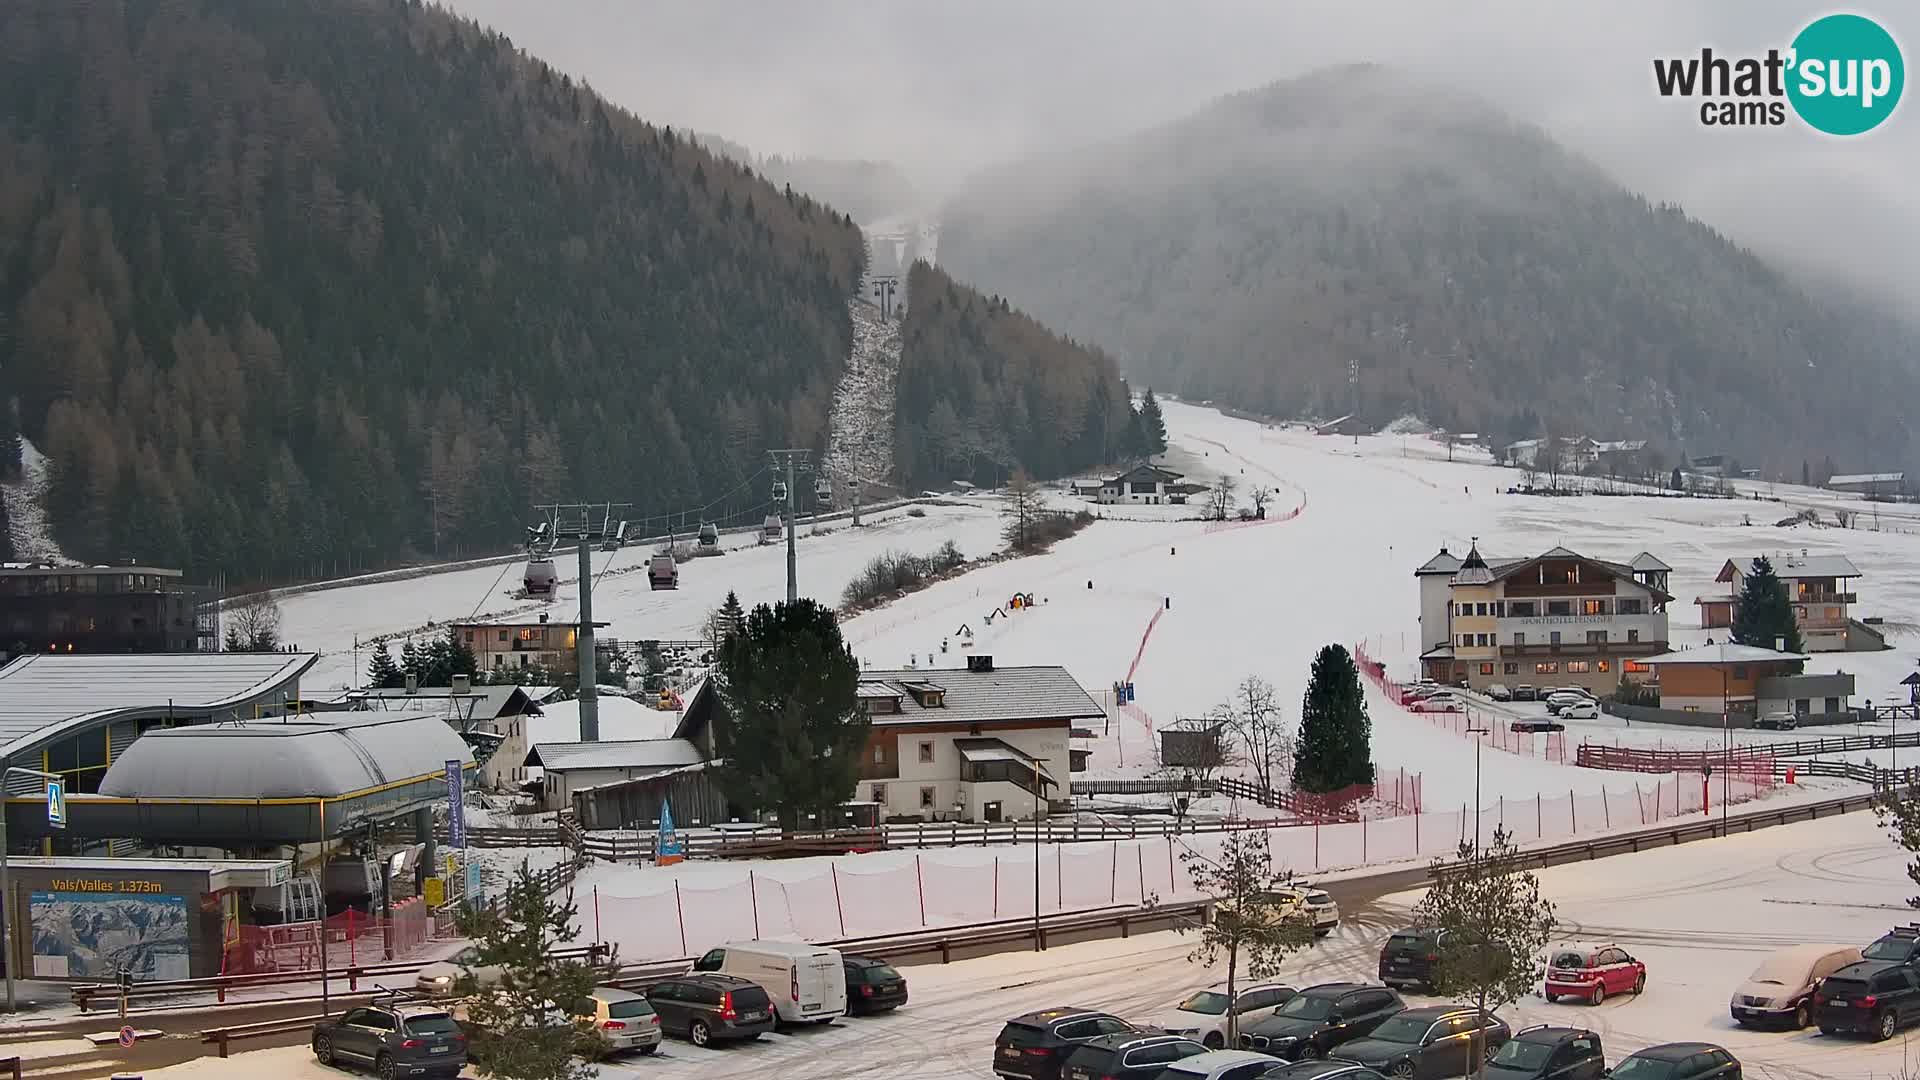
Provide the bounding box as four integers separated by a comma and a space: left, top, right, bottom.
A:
45, 779, 65, 830
657, 797, 683, 862
445, 760, 465, 848
1122, 682, 1136, 704
465, 857, 482, 906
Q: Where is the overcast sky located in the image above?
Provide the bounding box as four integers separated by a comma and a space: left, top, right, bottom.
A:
445, 1, 1914, 310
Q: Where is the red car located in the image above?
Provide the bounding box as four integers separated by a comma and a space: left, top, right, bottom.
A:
1544, 943, 1646, 1005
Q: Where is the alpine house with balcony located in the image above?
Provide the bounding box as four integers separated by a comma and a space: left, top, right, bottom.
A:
1416, 543, 1672, 693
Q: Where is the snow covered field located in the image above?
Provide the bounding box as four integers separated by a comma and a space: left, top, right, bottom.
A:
170, 811, 1918, 1079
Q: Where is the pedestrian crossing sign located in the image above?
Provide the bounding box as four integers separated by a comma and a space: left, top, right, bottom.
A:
46, 779, 65, 829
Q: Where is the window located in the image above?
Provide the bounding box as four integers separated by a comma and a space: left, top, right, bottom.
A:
1475, 633, 1489, 647
1582, 599, 1606, 616
1566, 661, 1590, 674
1596, 660, 1610, 673
1475, 603, 1488, 616
1617, 598, 1645, 615
1504, 663, 1519, 675
1480, 663, 1494, 675
1547, 600, 1572, 616
918, 741, 935, 763
1732, 665, 1749, 679
1627, 629, 1639, 643
1826, 606, 1841, 620
1459, 634, 1471, 647
1509, 601, 1537, 617
871, 783, 887, 803
1825, 697, 1841, 713
919, 786, 936, 808
1625, 660, 1649, 673
1587, 629, 1607, 644
1795, 698, 1810, 715
872, 745, 885, 764
1683, 705, 1699, 713
1536, 662, 1559, 674
1513, 632, 1526, 646
1549, 631, 1562, 645
1494, 602, 1506, 617
1795, 605, 1808, 620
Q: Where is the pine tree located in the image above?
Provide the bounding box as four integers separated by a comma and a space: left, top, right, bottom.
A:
223, 626, 246, 653
1139, 389, 1169, 455
1731, 555, 1804, 655
712, 598, 867, 828
367, 642, 402, 689
400, 638, 422, 681
718, 590, 745, 640
1122, 402, 1149, 460
1295, 644, 1374, 793
452, 862, 600, 1079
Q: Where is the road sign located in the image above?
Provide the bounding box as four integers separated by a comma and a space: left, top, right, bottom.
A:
423, 877, 445, 908
444, 759, 464, 847
117, 1025, 136, 1048
466, 857, 481, 905
46, 779, 65, 830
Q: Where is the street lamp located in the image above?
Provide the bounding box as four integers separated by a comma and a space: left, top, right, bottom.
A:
0, 766, 61, 1012
1465, 721, 1490, 852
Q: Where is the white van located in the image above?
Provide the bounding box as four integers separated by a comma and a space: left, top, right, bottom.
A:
691, 940, 847, 1024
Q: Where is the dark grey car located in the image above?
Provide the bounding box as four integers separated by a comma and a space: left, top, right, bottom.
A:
313, 1004, 467, 1079
1240, 983, 1403, 1060
644, 974, 777, 1047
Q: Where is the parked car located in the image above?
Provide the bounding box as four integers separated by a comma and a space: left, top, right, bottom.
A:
1299, 886, 1341, 936
1485, 684, 1513, 702
1379, 929, 1448, 993
692, 939, 847, 1023
1730, 943, 1861, 1028
1484, 1025, 1604, 1080
1754, 710, 1798, 731
1240, 982, 1403, 1059
567, 987, 661, 1056
1161, 983, 1297, 1049
1512, 685, 1539, 702
643, 974, 777, 1047
312, 1003, 467, 1078
1061, 1032, 1208, 1080
1816, 960, 1920, 1040
1542, 942, 1646, 1005
1259, 1062, 1390, 1080
1543, 693, 1586, 716
1607, 1041, 1740, 1078
1862, 924, 1920, 966
1155, 1048, 1290, 1080
413, 945, 504, 996
994, 1008, 1138, 1080
1510, 719, 1565, 734
1332, 1005, 1510, 1079
1551, 686, 1597, 702
1412, 695, 1463, 713
1559, 701, 1600, 720
842, 954, 909, 1014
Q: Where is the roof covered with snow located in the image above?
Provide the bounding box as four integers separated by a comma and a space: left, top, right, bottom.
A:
1720, 554, 1861, 581
1629, 552, 1672, 572
1640, 643, 1809, 666
852, 665, 1105, 727
525, 737, 704, 772
0, 652, 316, 763
1827, 472, 1904, 486
361, 684, 541, 721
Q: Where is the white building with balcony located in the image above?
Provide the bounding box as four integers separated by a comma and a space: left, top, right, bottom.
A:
1416, 543, 1672, 694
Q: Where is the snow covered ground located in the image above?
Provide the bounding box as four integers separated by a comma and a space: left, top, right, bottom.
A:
153, 812, 1899, 1078
0, 437, 73, 564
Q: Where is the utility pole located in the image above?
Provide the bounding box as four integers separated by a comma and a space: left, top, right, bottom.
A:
1348, 357, 1359, 446
872, 275, 898, 320
768, 451, 813, 604
532, 502, 630, 742
1466, 719, 1489, 852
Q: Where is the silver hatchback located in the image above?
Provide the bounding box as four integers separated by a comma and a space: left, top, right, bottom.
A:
574, 986, 663, 1055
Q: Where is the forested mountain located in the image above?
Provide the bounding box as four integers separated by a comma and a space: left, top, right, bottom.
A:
939, 65, 1919, 474
694, 135, 921, 227
0, 0, 865, 583
896, 262, 1134, 489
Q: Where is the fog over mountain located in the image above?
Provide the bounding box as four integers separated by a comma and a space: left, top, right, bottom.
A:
444, 0, 1914, 313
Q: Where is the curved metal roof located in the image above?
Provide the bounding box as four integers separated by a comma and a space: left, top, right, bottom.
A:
0, 652, 315, 763
97, 713, 472, 799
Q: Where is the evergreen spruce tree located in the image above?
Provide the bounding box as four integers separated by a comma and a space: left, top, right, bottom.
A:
1139, 388, 1169, 455
222, 626, 246, 653
712, 598, 867, 828
718, 590, 745, 640
451, 862, 601, 1079
367, 642, 402, 689
1731, 555, 1805, 655
400, 638, 422, 682
1295, 644, 1374, 793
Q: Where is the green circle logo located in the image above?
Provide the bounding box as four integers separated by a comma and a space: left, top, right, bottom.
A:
1787, 13, 1904, 135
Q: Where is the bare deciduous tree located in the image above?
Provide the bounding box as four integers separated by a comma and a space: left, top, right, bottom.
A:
1250, 486, 1272, 518
1207, 474, 1239, 521
1175, 831, 1315, 1047
1002, 469, 1047, 550
1216, 676, 1293, 797
225, 592, 282, 652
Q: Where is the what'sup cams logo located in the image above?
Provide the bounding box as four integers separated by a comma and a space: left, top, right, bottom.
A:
1654, 13, 1904, 134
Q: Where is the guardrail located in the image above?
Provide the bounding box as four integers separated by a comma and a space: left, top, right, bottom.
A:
1578, 727, 1920, 768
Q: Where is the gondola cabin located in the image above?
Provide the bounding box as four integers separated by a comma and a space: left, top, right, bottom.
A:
761, 515, 784, 543
771, 479, 788, 502
814, 477, 833, 506
697, 522, 720, 548
647, 553, 679, 590
523, 557, 558, 598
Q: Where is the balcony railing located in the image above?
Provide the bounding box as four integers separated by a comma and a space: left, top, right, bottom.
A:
1501, 580, 1615, 598
1795, 592, 1857, 605
1499, 641, 1667, 658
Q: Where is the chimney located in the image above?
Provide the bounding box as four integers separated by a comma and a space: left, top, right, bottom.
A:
968, 654, 994, 673
451, 673, 471, 695
404, 672, 418, 694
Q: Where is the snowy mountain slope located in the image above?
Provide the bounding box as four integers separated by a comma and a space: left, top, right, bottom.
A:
824, 298, 902, 490
1, 439, 74, 564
